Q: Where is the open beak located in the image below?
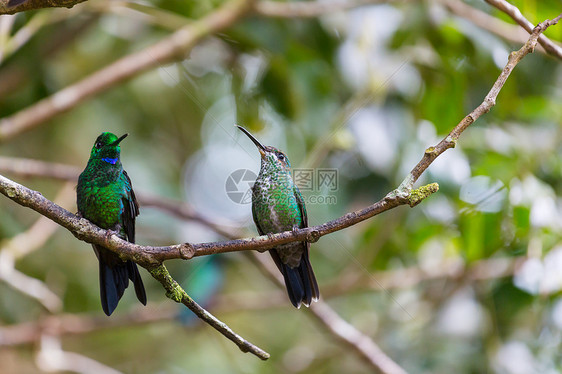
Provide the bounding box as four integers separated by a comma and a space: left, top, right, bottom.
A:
111, 133, 128, 146
236, 125, 266, 158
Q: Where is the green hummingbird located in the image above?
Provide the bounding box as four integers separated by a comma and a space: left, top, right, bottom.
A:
77, 132, 146, 316
237, 126, 319, 308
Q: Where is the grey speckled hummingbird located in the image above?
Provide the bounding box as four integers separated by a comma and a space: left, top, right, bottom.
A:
237, 125, 319, 308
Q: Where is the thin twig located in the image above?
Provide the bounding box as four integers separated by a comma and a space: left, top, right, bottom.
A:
399, 14, 562, 193
147, 264, 270, 360
484, 0, 562, 59
0, 265, 62, 312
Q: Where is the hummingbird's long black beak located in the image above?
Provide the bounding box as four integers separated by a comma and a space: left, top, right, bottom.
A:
236, 125, 266, 157
111, 133, 128, 146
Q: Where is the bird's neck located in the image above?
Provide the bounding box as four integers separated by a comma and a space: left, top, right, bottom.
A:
257, 166, 293, 189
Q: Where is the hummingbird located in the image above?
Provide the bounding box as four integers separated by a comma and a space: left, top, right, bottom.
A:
77, 132, 146, 316
237, 125, 319, 308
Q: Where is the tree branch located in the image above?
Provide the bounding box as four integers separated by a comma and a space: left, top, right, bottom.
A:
0, 0, 85, 15
0, 173, 438, 265
484, 0, 562, 59
399, 14, 561, 193
441, 0, 549, 55
147, 264, 270, 360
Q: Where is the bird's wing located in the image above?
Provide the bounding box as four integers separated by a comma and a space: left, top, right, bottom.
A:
121, 170, 139, 243
293, 184, 308, 229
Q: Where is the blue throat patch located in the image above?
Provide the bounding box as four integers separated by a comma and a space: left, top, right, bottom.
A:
101, 157, 118, 165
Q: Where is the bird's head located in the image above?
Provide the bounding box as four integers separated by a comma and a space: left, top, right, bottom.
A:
236, 125, 292, 172
89, 132, 128, 165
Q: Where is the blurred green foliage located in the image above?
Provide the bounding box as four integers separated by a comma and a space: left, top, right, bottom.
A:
1, 1, 562, 373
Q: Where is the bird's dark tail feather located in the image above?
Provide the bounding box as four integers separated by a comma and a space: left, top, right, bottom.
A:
273, 250, 319, 309
97, 249, 146, 316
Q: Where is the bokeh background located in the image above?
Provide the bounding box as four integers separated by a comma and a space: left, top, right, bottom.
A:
1, 0, 562, 373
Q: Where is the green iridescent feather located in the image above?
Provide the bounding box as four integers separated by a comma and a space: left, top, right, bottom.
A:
77, 132, 146, 316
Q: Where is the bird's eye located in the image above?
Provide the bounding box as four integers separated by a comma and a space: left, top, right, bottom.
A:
95, 142, 103, 149
278, 154, 285, 161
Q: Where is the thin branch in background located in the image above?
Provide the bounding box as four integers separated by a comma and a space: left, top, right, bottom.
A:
0, 255, 522, 348
442, 0, 548, 55
36, 335, 123, 374
0, 9, 74, 63
254, 0, 385, 18
139, 194, 243, 239
0, 305, 176, 347
0, 14, 99, 99
0, 156, 79, 181
0, 0, 257, 141
2, 182, 75, 259
0, 182, 74, 312
484, 0, 562, 59
250, 252, 407, 374
85, 1, 194, 31
0, 265, 62, 312
309, 303, 407, 374
322, 256, 522, 296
